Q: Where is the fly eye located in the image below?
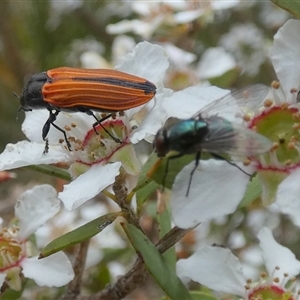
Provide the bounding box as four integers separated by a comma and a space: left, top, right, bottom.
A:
154, 130, 169, 157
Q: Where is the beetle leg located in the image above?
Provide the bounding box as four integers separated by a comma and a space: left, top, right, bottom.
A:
84, 109, 122, 143
43, 110, 72, 153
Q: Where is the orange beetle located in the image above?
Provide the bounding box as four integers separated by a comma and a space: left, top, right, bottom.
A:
19, 67, 157, 152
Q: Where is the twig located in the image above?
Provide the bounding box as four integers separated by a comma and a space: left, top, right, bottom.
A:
61, 240, 90, 300
113, 172, 140, 229
77, 226, 193, 300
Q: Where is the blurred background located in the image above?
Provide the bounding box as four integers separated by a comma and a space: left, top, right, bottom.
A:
0, 1, 294, 298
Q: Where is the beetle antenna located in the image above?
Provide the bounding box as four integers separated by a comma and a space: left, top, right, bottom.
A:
13, 92, 23, 121
13, 92, 20, 100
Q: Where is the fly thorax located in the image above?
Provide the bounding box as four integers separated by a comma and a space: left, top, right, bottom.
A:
167, 119, 208, 154
194, 120, 210, 141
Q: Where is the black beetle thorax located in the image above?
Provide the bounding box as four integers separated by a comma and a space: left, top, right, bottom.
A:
21, 72, 50, 110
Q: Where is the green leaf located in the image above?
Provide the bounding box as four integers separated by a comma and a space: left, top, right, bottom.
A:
147, 151, 216, 191
189, 291, 218, 300
0, 288, 24, 300
270, 0, 300, 18
148, 152, 195, 190
88, 262, 111, 292
136, 152, 160, 214
136, 180, 160, 215
122, 223, 192, 300
26, 164, 71, 181
40, 212, 120, 258
101, 247, 135, 263
238, 175, 262, 208
208, 68, 239, 88
157, 200, 176, 271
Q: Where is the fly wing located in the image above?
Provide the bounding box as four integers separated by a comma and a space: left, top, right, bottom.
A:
201, 116, 272, 157
193, 84, 269, 120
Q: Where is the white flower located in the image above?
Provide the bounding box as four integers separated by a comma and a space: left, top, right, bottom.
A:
197, 47, 236, 80
106, 1, 240, 39
0, 42, 169, 211
158, 85, 271, 228
177, 227, 300, 299
220, 23, 267, 76
0, 185, 74, 290
249, 19, 300, 225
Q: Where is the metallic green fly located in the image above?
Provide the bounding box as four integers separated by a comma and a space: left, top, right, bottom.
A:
153, 84, 273, 196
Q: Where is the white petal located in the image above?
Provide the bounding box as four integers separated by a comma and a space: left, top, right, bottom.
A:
177, 246, 246, 297
212, 0, 240, 10
95, 223, 126, 249
47, 111, 94, 142
163, 43, 197, 66
258, 227, 300, 280
80, 51, 110, 69
111, 35, 136, 64
0, 273, 6, 288
22, 110, 92, 144
132, 2, 159, 15
21, 253, 74, 287
275, 170, 300, 227
0, 141, 71, 171
107, 19, 158, 40
171, 160, 249, 228
59, 162, 121, 211
174, 9, 204, 24
162, 86, 230, 120
240, 245, 263, 279
22, 110, 47, 142
115, 41, 169, 91
130, 93, 168, 143
85, 246, 103, 269
15, 185, 61, 239
197, 47, 236, 79
107, 19, 138, 35
270, 19, 300, 101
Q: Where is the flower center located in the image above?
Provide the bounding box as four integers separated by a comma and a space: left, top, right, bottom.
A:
248, 285, 294, 300
67, 118, 130, 165
245, 268, 296, 300
0, 228, 25, 271
249, 104, 300, 170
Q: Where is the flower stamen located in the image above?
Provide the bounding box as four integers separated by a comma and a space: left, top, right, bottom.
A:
264, 99, 274, 108
272, 81, 281, 89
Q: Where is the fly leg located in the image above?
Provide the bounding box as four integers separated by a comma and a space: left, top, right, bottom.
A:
84, 109, 122, 143
163, 151, 201, 196
43, 109, 71, 153
162, 153, 184, 193
186, 151, 201, 196
210, 153, 251, 176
